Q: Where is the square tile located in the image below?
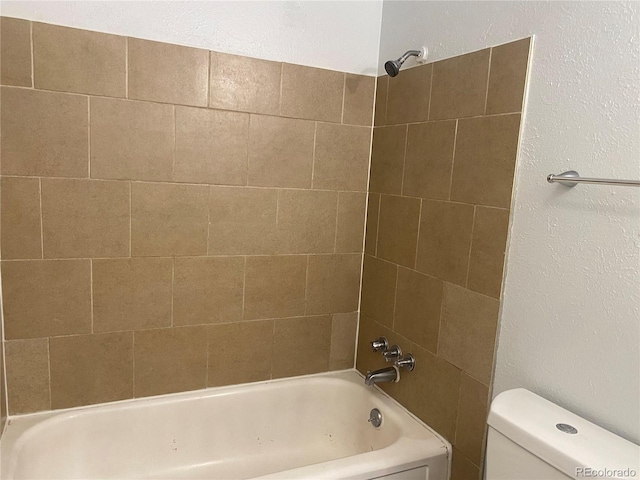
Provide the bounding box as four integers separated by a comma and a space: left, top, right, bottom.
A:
2, 260, 91, 339
134, 326, 207, 397
416, 200, 474, 285
455, 374, 489, 465
208, 320, 273, 387
364, 193, 380, 256
244, 255, 307, 320
41, 178, 129, 258
486, 38, 531, 115
1, 17, 32, 87
450, 114, 521, 208
50, 332, 133, 408
128, 38, 208, 106
403, 120, 456, 200
1, 87, 88, 177
405, 344, 462, 441
451, 448, 480, 480
430, 49, 490, 120
377, 194, 421, 268
394, 267, 443, 353
281, 64, 343, 122
92, 258, 172, 332
248, 115, 315, 188
276, 189, 338, 254
386, 64, 431, 124
360, 255, 397, 328
131, 182, 209, 256
306, 254, 362, 315
33, 22, 125, 96
439, 283, 500, 384
173, 257, 244, 326
369, 125, 406, 195
313, 123, 371, 191
5, 338, 50, 414
209, 51, 281, 115
208, 186, 278, 255
336, 192, 366, 253
1, 177, 42, 259
468, 207, 510, 299
329, 312, 358, 370
174, 106, 249, 185
343, 74, 375, 126
90, 97, 174, 182
272, 316, 332, 378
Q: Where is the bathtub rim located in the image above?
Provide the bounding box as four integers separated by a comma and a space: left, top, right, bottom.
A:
1, 368, 452, 479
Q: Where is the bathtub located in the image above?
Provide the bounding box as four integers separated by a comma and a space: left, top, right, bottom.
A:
0, 370, 450, 480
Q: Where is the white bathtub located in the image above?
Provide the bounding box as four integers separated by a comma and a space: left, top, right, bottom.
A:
0, 370, 450, 480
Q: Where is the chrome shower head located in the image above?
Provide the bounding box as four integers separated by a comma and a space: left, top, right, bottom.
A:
384, 49, 424, 77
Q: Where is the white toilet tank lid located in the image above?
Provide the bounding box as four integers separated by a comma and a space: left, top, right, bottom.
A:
488, 389, 640, 480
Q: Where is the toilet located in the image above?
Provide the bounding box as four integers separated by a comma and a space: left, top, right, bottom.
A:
485, 389, 640, 480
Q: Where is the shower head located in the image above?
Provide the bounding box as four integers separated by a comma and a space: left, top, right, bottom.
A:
384, 48, 427, 77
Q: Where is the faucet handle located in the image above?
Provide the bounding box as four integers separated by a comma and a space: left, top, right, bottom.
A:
383, 345, 402, 362
370, 337, 389, 352
395, 353, 415, 371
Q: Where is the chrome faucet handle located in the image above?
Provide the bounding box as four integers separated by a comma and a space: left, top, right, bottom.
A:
371, 337, 389, 352
395, 353, 415, 371
383, 345, 402, 362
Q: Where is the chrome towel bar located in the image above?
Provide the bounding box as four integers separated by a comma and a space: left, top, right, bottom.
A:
547, 170, 640, 188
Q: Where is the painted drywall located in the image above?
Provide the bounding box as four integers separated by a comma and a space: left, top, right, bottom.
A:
380, 1, 640, 443
0, 1, 382, 75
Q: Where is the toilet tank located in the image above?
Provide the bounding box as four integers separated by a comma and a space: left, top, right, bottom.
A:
485, 389, 640, 480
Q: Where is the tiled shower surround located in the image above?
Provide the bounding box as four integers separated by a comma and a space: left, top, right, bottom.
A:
357, 38, 531, 479
0, 16, 531, 479
0, 17, 374, 413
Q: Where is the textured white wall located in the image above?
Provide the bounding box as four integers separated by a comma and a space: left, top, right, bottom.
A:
0, 1, 383, 75
380, 1, 640, 443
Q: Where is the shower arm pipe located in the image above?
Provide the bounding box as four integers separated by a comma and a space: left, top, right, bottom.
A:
397, 50, 422, 63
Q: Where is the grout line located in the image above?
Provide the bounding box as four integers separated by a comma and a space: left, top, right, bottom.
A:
374, 194, 382, 257
29, 21, 34, 88
125, 37, 129, 99
399, 124, 409, 195
89, 259, 94, 333
413, 199, 423, 270
333, 193, 340, 253
303, 255, 310, 315
340, 73, 346, 124
427, 64, 434, 120
206, 186, 211, 255
483, 48, 493, 115
278, 63, 284, 116
435, 281, 448, 356
38, 178, 44, 259
206, 51, 211, 107
465, 206, 477, 288
46, 338, 52, 409
128, 182, 132, 256
383, 77, 390, 125
132, 331, 136, 398
170, 259, 175, 327
390, 265, 399, 330
448, 120, 459, 200
172, 105, 176, 177
310, 122, 318, 189
0, 174, 371, 195
245, 116, 251, 186
241, 256, 247, 320
87, 97, 91, 177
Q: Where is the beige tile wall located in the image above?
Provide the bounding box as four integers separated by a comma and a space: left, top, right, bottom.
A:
0, 17, 374, 414
357, 38, 531, 479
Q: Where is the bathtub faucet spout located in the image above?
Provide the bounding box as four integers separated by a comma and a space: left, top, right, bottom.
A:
365, 366, 399, 386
